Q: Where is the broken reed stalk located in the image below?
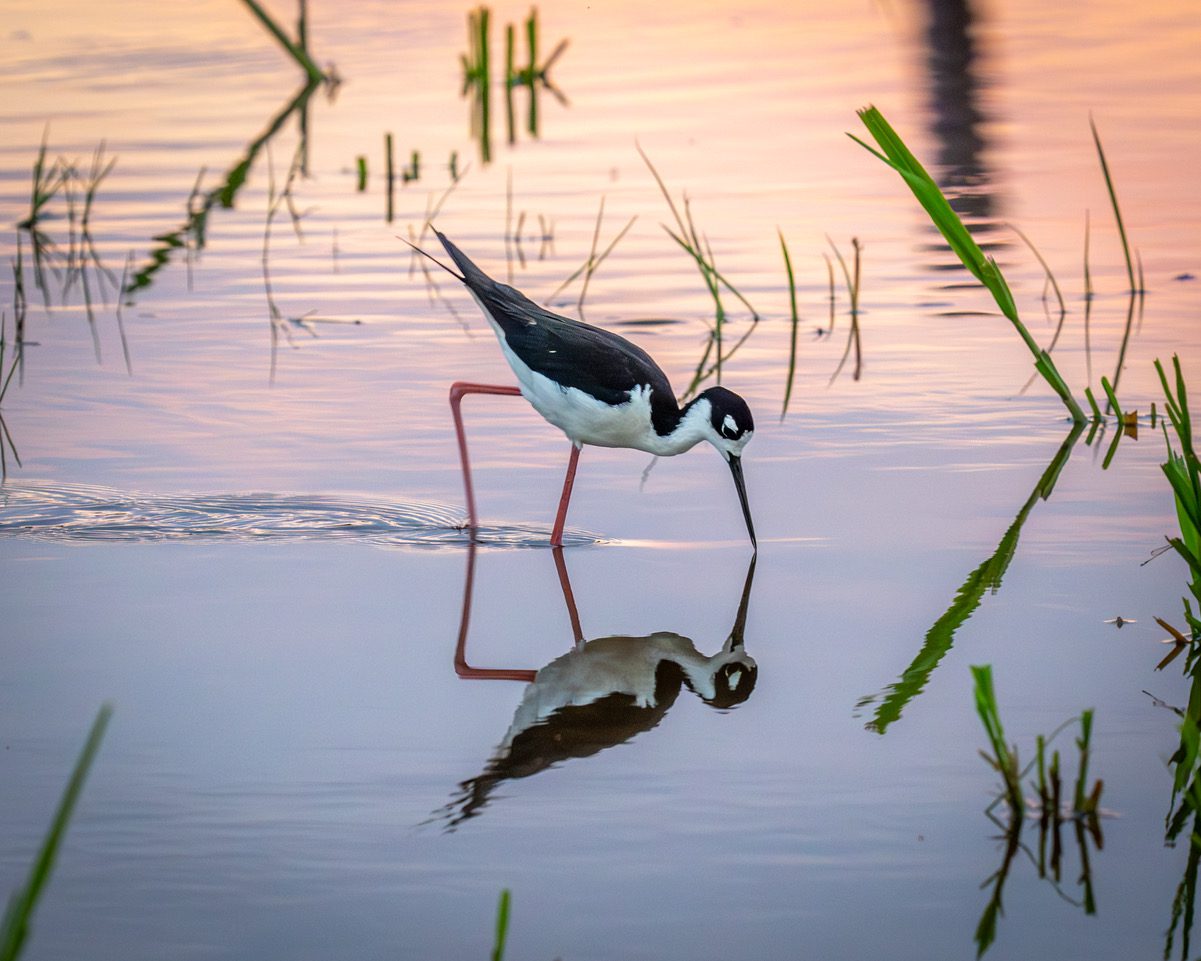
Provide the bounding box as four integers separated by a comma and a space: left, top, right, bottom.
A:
851, 106, 1085, 423
1073, 710, 1098, 814
1100, 375, 1122, 422
1083, 210, 1093, 300
545, 213, 636, 306
827, 237, 863, 384
544, 199, 637, 318
637, 144, 759, 322
823, 252, 835, 332
79, 141, 116, 234
779, 229, 801, 419
577, 195, 606, 318
1089, 115, 1137, 294
1009, 223, 1065, 316
17, 128, 64, 231
385, 133, 395, 223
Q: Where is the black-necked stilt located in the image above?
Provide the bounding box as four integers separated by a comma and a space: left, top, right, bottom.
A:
419, 229, 758, 548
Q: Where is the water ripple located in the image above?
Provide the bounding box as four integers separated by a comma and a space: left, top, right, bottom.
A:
0, 484, 601, 549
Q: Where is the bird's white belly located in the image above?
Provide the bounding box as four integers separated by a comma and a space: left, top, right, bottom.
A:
491, 324, 663, 451
525, 373, 656, 449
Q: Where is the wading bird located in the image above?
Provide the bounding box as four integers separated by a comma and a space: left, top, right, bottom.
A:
420, 229, 757, 548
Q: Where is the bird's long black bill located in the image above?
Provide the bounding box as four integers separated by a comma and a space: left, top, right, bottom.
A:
727, 454, 757, 549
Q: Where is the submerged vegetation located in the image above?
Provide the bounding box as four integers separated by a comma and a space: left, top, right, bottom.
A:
637, 145, 760, 401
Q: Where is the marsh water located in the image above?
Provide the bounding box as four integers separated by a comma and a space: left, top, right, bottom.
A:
2, 1, 1201, 958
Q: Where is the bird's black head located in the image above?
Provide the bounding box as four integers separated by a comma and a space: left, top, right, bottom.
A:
699, 386, 755, 458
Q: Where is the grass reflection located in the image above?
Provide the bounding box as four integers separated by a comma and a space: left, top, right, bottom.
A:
462, 6, 568, 165
976, 804, 1102, 957
127, 78, 325, 298
861, 422, 1083, 733
970, 666, 1104, 956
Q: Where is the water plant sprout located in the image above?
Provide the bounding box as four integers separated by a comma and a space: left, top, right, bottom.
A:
0, 705, 112, 961
972, 665, 1103, 823
826, 235, 863, 385
1090, 116, 1138, 295
851, 106, 1086, 424
778, 229, 801, 419
638, 145, 759, 400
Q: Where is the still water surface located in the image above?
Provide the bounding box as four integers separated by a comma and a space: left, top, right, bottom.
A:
2, 0, 1200, 958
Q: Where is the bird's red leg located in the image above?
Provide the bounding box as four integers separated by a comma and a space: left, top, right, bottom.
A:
550, 444, 581, 548
449, 382, 522, 533
551, 545, 585, 645
453, 541, 537, 681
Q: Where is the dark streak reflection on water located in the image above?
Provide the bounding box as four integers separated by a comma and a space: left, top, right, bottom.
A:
0, 483, 602, 548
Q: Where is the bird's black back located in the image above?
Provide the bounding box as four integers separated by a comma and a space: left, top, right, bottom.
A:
435, 230, 683, 431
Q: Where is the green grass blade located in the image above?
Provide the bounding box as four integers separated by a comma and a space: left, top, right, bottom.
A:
852, 106, 1085, 423
1100, 375, 1122, 422
779, 229, 800, 419
1074, 709, 1094, 812
1089, 115, 1136, 293
1, 704, 112, 961
491, 889, 511, 961
1009, 223, 1065, 316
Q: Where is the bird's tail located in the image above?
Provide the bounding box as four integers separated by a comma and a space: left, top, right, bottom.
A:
401, 232, 463, 282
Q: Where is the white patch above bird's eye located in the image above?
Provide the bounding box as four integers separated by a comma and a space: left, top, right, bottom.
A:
722, 413, 739, 436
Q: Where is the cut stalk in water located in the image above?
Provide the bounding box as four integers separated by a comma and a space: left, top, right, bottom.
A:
1083, 209, 1093, 300
851, 106, 1085, 423
1089, 116, 1137, 294
823, 252, 835, 333
637, 144, 759, 322
385, 133, 395, 223
779, 229, 801, 420
491, 889, 511, 961
546, 199, 637, 318
827, 236, 863, 384
17, 128, 64, 231
1009, 223, 1065, 316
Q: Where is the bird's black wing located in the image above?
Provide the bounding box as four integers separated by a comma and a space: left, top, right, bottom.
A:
436, 230, 680, 425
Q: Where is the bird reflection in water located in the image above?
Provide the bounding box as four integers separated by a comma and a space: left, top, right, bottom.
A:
433, 546, 757, 830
